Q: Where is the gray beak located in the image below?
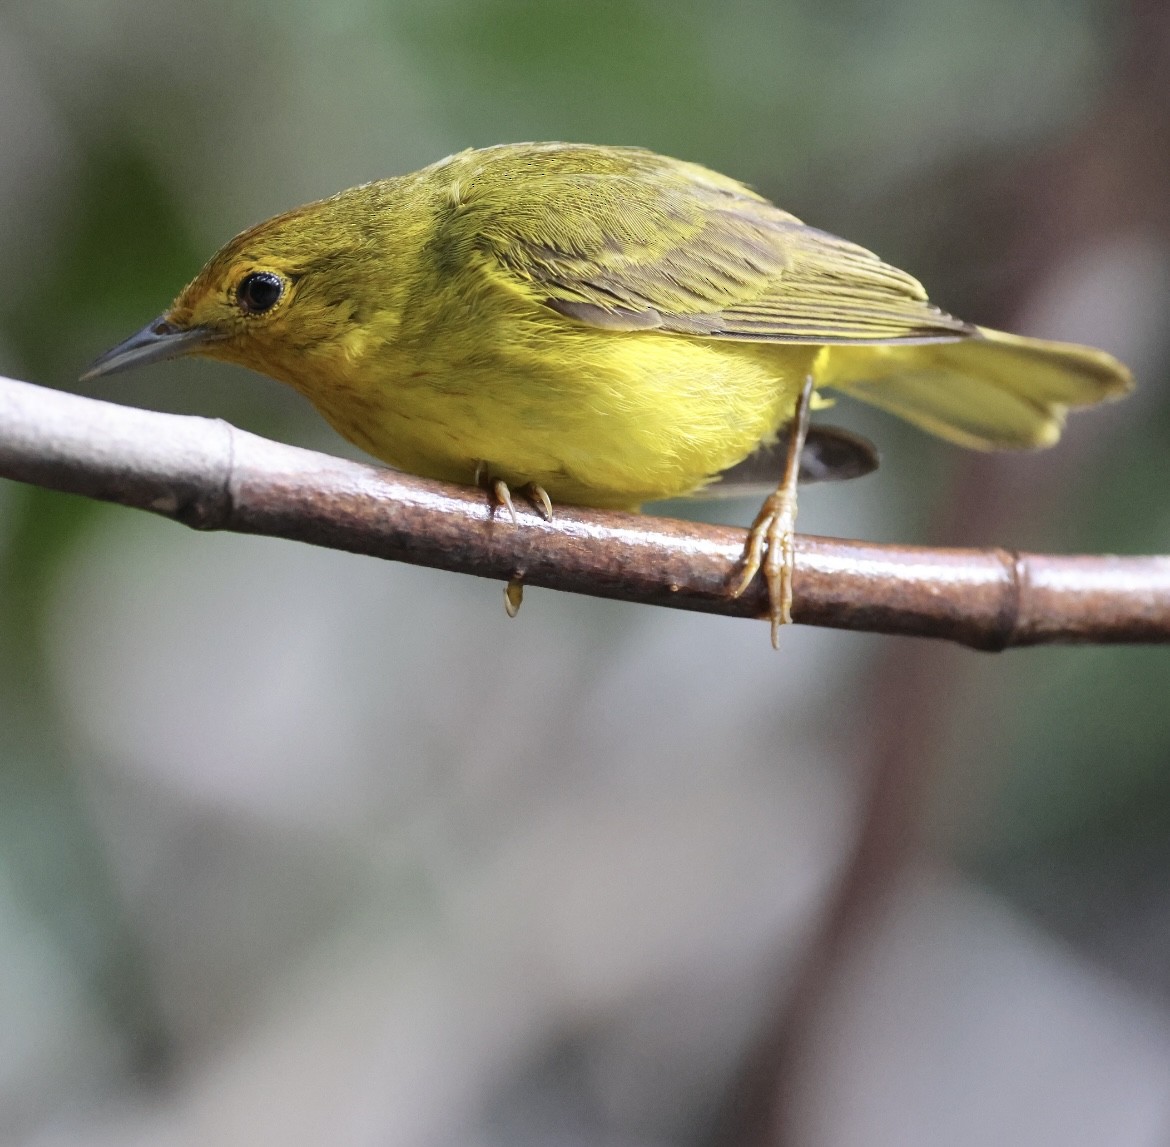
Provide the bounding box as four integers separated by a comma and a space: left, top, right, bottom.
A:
81, 316, 223, 381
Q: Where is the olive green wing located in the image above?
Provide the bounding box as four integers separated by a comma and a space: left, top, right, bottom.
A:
464, 158, 972, 344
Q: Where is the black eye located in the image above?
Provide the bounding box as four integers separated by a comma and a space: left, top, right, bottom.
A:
237, 271, 284, 315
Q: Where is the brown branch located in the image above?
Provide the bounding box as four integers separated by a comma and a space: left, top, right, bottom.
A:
1, 373, 1167, 648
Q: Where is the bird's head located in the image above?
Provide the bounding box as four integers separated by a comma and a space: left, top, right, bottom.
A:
82, 186, 401, 388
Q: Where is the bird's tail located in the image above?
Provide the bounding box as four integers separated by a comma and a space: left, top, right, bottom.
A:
816, 327, 1132, 450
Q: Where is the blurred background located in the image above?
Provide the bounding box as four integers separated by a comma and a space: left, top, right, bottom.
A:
1, 2, 1169, 1144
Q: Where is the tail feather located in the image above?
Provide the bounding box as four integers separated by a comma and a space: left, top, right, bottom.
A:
818, 327, 1132, 450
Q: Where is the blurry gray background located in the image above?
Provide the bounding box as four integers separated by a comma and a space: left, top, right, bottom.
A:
1, 2, 1169, 1145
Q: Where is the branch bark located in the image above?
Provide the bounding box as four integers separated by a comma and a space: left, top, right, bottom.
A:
1, 373, 1167, 649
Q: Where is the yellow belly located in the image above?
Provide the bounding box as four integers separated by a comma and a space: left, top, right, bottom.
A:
304, 321, 818, 508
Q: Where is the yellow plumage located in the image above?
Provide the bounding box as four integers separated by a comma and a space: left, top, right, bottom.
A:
86, 141, 1130, 505
83, 142, 1132, 635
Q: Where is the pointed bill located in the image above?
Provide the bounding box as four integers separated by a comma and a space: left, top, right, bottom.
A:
80, 316, 224, 381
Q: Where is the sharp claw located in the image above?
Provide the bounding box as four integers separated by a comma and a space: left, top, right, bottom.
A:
758, 501, 797, 643
504, 579, 524, 617
732, 510, 769, 598
730, 572, 753, 600
477, 473, 533, 617
735, 501, 794, 636
527, 483, 554, 521
731, 544, 763, 599
492, 479, 518, 525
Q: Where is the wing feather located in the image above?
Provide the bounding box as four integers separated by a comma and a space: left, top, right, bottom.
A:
450, 147, 973, 345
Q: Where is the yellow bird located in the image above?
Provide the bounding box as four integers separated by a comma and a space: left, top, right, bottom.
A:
83, 142, 1131, 642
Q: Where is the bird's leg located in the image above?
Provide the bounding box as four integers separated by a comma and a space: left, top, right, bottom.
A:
731, 374, 815, 647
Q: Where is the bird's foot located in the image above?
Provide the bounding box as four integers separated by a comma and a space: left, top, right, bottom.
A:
729, 374, 814, 648
731, 490, 797, 648
476, 467, 554, 526
475, 470, 555, 617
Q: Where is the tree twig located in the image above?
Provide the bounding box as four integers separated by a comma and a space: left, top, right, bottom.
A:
1, 373, 1167, 649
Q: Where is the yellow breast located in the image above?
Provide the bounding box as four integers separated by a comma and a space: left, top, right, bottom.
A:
293, 306, 818, 508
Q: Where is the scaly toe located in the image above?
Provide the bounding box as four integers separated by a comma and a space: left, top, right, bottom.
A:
732, 512, 773, 599
762, 513, 796, 645
732, 537, 765, 598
